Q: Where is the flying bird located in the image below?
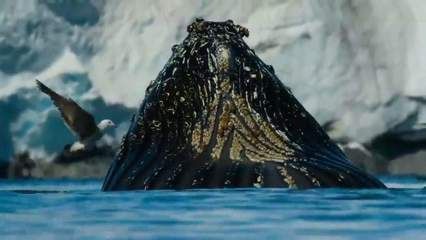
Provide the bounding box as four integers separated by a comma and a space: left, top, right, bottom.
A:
35, 80, 116, 152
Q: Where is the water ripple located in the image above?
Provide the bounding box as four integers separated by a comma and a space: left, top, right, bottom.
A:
0, 176, 425, 239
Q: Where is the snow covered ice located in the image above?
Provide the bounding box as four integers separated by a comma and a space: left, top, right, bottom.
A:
1, 0, 426, 163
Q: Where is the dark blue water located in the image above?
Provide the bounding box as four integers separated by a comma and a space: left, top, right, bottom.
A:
0, 176, 425, 240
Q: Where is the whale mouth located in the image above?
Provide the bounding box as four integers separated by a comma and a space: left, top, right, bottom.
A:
102, 19, 385, 191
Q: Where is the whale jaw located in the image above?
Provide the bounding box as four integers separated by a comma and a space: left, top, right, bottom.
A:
102, 19, 385, 191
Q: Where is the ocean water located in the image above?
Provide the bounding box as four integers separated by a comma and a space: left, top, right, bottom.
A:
0, 176, 425, 240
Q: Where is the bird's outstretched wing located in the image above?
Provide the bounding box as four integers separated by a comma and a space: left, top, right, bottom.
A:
36, 80, 99, 141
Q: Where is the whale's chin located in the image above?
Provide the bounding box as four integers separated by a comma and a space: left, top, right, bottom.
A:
102, 19, 385, 191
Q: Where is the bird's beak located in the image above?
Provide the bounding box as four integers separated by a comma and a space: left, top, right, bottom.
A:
112, 123, 116, 128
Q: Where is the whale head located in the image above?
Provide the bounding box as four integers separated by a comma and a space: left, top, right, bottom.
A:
102, 19, 385, 191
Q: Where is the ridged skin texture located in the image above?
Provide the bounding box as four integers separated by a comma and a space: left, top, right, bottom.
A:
102, 19, 386, 191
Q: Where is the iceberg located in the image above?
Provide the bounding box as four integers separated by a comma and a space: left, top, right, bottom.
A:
1, 0, 426, 163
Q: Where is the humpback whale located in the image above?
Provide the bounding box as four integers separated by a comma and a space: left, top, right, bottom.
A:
102, 19, 385, 191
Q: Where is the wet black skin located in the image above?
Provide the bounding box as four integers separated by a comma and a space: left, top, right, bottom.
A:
102, 19, 386, 191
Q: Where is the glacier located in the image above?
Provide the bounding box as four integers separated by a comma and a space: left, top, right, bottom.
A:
1, 0, 426, 164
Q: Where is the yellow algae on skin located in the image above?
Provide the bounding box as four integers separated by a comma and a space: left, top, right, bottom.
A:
190, 93, 220, 154
190, 78, 296, 164
191, 125, 203, 154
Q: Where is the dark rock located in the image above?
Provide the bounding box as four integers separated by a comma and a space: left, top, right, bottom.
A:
8, 152, 36, 178
32, 156, 112, 179
0, 161, 9, 178
40, 0, 101, 26
388, 150, 426, 176
0, 43, 32, 74
6, 145, 115, 179
370, 133, 426, 160
341, 142, 387, 174
53, 144, 115, 164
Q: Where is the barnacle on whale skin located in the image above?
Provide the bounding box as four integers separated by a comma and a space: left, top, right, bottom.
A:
102, 19, 385, 191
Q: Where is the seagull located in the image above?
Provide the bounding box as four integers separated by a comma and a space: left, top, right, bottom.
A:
35, 80, 116, 152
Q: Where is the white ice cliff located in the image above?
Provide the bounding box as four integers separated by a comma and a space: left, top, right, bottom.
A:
1, 0, 426, 161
